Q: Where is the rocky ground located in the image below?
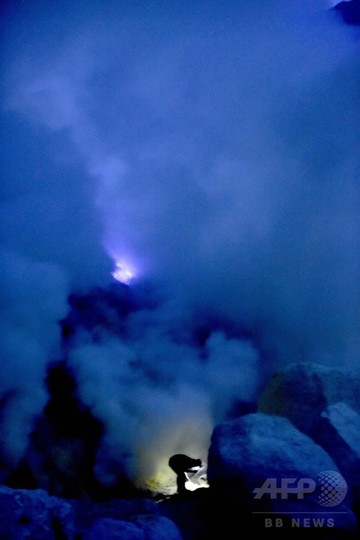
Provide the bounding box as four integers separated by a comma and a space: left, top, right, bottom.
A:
1, 362, 359, 539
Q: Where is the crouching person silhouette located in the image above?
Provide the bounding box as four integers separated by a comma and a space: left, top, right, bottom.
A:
169, 454, 202, 495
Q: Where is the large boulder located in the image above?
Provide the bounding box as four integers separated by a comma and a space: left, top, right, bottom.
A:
258, 362, 360, 437
207, 413, 356, 531
73, 496, 159, 523
132, 514, 182, 540
72, 497, 182, 539
0, 485, 75, 539
314, 402, 360, 503
0, 487, 183, 539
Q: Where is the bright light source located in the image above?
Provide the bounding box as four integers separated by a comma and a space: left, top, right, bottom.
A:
111, 260, 136, 284
185, 463, 209, 491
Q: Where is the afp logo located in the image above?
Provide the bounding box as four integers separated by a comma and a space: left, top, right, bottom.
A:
316, 471, 348, 507
253, 470, 347, 507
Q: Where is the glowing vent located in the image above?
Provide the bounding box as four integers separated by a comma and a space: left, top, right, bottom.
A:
111, 260, 136, 284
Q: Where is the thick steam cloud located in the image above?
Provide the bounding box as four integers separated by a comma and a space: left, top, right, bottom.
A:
1, 0, 359, 490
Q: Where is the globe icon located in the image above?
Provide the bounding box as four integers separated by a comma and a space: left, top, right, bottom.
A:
316, 470, 347, 507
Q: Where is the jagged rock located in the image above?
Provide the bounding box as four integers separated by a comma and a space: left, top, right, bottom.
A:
73, 497, 159, 532
82, 514, 182, 540
0, 485, 75, 539
314, 402, 360, 502
0, 487, 183, 540
258, 362, 360, 437
207, 413, 356, 531
83, 517, 144, 539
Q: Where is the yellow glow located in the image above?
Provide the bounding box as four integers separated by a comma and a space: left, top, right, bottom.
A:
146, 463, 209, 495
146, 471, 177, 496
135, 407, 214, 496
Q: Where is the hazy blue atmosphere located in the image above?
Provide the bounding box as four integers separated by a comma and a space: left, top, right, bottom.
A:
1, 0, 359, 490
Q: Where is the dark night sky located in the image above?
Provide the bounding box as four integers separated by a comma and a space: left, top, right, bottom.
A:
0, 0, 359, 489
